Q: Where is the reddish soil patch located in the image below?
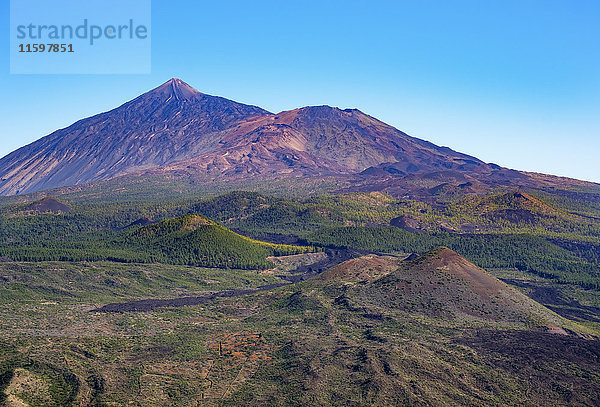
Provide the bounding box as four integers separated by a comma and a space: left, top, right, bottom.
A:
313, 255, 400, 284
208, 332, 275, 361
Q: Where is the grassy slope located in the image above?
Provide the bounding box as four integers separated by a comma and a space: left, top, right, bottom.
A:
123, 214, 314, 269
1, 251, 598, 406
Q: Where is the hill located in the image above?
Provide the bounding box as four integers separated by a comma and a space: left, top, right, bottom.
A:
309, 255, 403, 285
214, 248, 597, 406
447, 191, 565, 224
342, 247, 572, 329
123, 214, 313, 269
0, 245, 598, 405
24, 197, 71, 214
0, 210, 314, 269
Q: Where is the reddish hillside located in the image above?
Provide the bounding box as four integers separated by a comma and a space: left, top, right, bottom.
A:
347, 247, 577, 331
310, 255, 401, 285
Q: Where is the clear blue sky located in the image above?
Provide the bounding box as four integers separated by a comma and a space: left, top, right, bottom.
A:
1, 0, 599, 182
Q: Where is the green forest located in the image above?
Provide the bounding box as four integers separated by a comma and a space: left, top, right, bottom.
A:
0, 189, 599, 286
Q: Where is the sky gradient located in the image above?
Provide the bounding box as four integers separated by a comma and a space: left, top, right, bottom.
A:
1, 0, 599, 182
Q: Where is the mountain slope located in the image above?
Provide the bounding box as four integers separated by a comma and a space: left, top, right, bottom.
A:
0, 79, 270, 195
1, 246, 599, 406
217, 248, 596, 406
156, 104, 494, 178
0, 79, 503, 196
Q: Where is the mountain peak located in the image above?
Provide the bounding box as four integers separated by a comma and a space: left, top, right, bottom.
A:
0, 77, 527, 196
148, 78, 202, 101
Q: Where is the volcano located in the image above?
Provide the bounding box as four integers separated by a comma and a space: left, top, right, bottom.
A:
0, 78, 589, 196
